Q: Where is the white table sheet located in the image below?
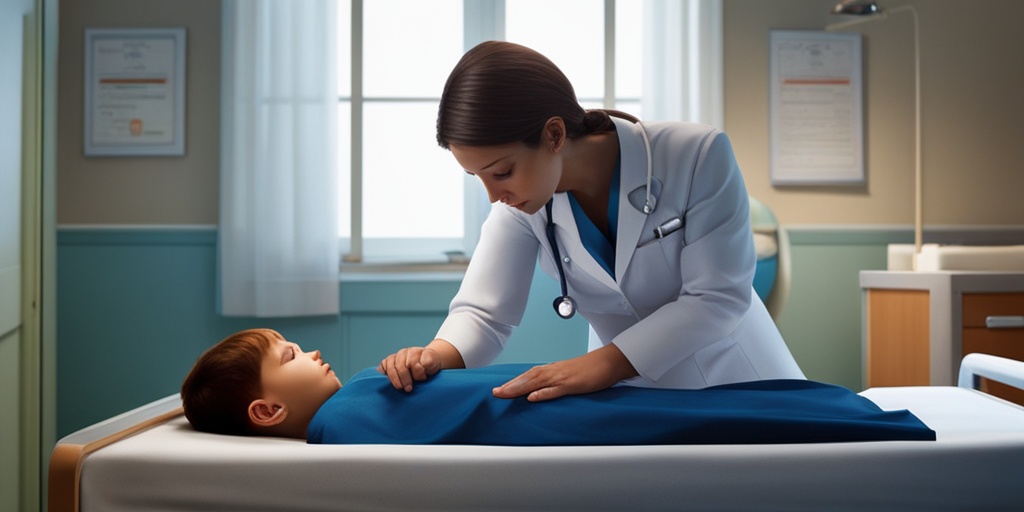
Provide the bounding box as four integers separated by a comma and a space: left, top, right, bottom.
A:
75, 386, 1024, 512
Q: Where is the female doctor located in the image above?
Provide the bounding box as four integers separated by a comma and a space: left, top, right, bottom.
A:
378, 41, 804, 402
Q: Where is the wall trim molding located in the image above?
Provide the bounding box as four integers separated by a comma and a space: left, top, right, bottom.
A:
785, 224, 1024, 246
57, 225, 216, 246
55, 226, 468, 282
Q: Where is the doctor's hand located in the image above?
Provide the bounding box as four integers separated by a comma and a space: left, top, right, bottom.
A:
378, 339, 464, 392
492, 344, 639, 402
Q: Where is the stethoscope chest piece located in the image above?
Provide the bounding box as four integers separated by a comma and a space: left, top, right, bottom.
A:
553, 295, 576, 319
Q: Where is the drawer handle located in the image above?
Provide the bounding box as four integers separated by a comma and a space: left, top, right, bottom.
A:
986, 316, 1024, 329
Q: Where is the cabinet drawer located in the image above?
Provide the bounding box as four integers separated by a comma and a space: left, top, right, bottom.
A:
962, 329, 1024, 361
962, 293, 1024, 327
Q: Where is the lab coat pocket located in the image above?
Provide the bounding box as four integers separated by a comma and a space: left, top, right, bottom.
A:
628, 233, 683, 314
637, 217, 684, 249
637, 224, 685, 273
633, 234, 674, 272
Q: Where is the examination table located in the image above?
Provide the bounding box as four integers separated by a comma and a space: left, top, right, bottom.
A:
50, 353, 1024, 511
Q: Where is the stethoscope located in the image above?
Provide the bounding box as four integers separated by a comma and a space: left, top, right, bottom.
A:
546, 120, 658, 320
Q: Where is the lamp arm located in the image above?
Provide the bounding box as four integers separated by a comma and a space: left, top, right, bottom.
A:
824, 4, 913, 31
825, 5, 922, 269
907, 6, 922, 268
824, 12, 890, 31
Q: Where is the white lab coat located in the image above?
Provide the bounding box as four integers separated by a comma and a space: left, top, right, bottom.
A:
436, 117, 804, 389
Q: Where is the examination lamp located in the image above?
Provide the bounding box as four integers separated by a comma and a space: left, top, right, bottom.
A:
827, 1, 922, 269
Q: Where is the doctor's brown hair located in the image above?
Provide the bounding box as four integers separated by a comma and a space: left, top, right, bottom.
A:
180, 328, 282, 436
436, 41, 634, 150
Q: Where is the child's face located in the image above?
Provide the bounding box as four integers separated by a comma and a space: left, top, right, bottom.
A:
260, 338, 342, 423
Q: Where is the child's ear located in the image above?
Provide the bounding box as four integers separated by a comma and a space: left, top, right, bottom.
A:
248, 399, 287, 427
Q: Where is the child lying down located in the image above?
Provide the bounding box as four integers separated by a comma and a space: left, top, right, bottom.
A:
181, 329, 934, 445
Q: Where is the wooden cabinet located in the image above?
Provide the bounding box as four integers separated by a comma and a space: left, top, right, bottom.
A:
961, 293, 1024, 403
860, 271, 1024, 404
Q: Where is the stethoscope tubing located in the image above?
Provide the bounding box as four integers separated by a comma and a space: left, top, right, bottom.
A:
545, 199, 577, 319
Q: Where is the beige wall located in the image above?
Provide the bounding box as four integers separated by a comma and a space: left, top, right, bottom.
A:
57, 0, 1024, 227
726, 0, 1024, 226
57, 0, 220, 224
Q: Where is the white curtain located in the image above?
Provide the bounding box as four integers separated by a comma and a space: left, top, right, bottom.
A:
642, 0, 723, 127
219, 0, 340, 317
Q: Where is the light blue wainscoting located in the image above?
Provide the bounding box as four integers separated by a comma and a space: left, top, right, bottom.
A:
59, 225, 1016, 436
55, 226, 588, 437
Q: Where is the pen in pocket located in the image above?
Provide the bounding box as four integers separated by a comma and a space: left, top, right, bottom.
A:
653, 217, 683, 239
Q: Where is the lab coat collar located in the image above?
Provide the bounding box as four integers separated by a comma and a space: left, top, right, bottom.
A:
547, 117, 653, 291
612, 116, 651, 280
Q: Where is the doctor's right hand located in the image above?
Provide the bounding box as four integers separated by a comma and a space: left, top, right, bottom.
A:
377, 339, 464, 392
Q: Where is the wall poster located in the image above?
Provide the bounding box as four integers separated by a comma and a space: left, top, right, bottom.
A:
769, 30, 862, 185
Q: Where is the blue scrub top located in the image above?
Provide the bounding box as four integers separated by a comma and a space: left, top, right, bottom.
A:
567, 154, 621, 278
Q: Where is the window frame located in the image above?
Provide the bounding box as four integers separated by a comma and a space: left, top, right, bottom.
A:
341, 0, 634, 268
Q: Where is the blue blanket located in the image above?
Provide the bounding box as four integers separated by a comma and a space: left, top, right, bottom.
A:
307, 364, 935, 445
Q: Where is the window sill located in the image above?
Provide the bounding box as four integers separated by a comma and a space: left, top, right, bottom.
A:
339, 259, 468, 282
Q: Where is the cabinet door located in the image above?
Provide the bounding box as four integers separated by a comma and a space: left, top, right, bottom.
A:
866, 289, 930, 386
962, 293, 1024, 405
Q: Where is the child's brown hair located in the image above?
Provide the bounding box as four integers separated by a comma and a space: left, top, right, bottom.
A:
180, 328, 283, 435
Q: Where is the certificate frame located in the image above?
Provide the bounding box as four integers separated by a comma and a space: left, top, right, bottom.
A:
769, 30, 863, 186
84, 27, 186, 156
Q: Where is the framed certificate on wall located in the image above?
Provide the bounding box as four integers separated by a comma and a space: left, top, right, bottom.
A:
769, 30, 863, 186
84, 28, 186, 156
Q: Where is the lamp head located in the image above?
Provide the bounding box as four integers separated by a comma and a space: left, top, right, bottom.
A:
831, 0, 880, 15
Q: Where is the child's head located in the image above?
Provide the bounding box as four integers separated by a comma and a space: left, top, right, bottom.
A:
181, 328, 342, 439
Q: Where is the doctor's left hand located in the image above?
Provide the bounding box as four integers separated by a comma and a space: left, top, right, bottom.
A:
492, 344, 639, 402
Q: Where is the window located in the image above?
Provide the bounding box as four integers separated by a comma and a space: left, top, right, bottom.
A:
339, 0, 643, 263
